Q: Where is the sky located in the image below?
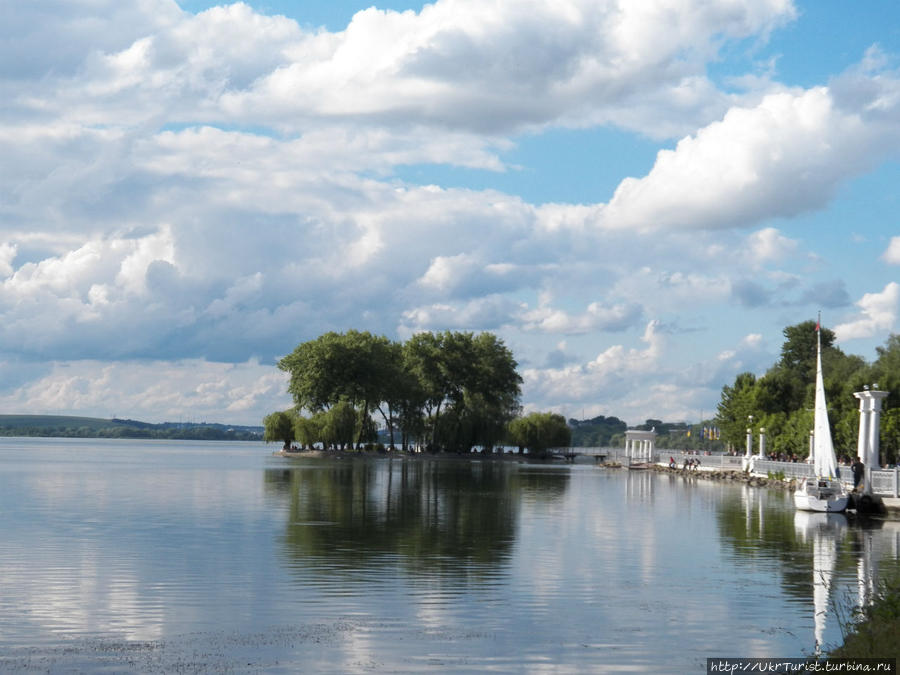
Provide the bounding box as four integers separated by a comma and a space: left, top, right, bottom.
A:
2, 0, 900, 427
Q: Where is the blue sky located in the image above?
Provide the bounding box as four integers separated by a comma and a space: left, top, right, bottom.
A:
1, 0, 899, 426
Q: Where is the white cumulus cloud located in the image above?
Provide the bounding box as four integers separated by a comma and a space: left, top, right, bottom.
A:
834, 282, 900, 341
882, 236, 900, 264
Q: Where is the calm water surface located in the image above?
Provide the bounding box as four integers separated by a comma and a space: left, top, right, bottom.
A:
0, 438, 898, 673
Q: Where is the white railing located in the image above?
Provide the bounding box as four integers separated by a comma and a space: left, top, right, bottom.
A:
752, 459, 816, 480
569, 449, 900, 498
871, 469, 900, 498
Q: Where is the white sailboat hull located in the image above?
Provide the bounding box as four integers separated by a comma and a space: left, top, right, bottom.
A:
794, 479, 849, 513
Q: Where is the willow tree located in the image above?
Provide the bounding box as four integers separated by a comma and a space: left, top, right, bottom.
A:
263, 410, 296, 449
508, 412, 571, 457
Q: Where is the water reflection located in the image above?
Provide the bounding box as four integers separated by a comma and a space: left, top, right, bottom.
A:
626, 467, 654, 501
4, 441, 900, 672
264, 458, 570, 579
793, 512, 846, 653
717, 483, 900, 653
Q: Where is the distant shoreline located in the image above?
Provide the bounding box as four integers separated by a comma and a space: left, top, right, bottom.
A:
0, 414, 263, 442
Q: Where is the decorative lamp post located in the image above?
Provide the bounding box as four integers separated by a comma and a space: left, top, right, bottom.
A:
758, 427, 766, 460
745, 415, 753, 458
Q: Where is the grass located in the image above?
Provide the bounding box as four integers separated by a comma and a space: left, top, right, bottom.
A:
829, 570, 900, 660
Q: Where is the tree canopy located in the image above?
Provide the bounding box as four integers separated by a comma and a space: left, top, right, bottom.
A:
716, 322, 900, 465
274, 330, 523, 452
508, 412, 571, 457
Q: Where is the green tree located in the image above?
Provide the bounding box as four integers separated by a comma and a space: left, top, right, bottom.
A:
508, 412, 572, 457
372, 338, 407, 450
263, 410, 296, 449
873, 334, 900, 411
880, 408, 900, 466
716, 372, 757, 449
780, 320, 835, 374
404, 331, 453, 449
320, 400, 357, 450
278, 332, 344, 412
279, 331, 399, 448
292, 414, 321, 449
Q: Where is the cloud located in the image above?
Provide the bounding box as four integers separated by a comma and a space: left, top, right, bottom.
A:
521, 300, 643, 334
797, 280, 851, 308
746, 227, 798, 264
399, 295, 522, 333
883, 236, 900, 264
5, 0, 796, 148
517, 325, 780, 425
731, 279, 772, 308
834, 282, 900, 341
523, 320, 664, 403
593, 85, 900, 232
417, 253, 528, 299
0, 243, 16, 277
3, 0, 900, 429
220, 0, 796, 137
0, 358, 291, 426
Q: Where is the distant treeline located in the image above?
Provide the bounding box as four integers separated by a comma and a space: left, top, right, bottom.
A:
0, 415, 263, 441
568, 415, 627, 447
568, 416, 724, 450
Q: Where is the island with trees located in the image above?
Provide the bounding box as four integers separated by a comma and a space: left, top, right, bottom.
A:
265, 329, 571, 457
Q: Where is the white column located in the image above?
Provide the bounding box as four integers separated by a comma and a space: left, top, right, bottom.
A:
867, 391, 888, 470
854, 392, 870, 464
758, 428, 766, 459
745, 427, 752, 458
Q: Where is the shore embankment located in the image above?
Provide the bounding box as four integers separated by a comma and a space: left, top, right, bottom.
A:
648, 463, 796, 490
273, 448, 530, 462
640, 461, 900, 512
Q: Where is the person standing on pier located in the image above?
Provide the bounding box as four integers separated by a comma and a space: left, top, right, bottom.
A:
851, 458, 865, 491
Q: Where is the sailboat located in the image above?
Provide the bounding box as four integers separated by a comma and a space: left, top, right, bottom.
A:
793, 318, 850, 513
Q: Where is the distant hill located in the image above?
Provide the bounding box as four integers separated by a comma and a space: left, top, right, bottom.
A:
0, 415, 263, 441
568, 415, 628, 447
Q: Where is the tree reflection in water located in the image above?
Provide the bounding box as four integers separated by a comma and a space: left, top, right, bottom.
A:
264, 457, 570, 579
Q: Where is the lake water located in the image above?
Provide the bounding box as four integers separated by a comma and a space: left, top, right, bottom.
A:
0, 438, 898, 673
